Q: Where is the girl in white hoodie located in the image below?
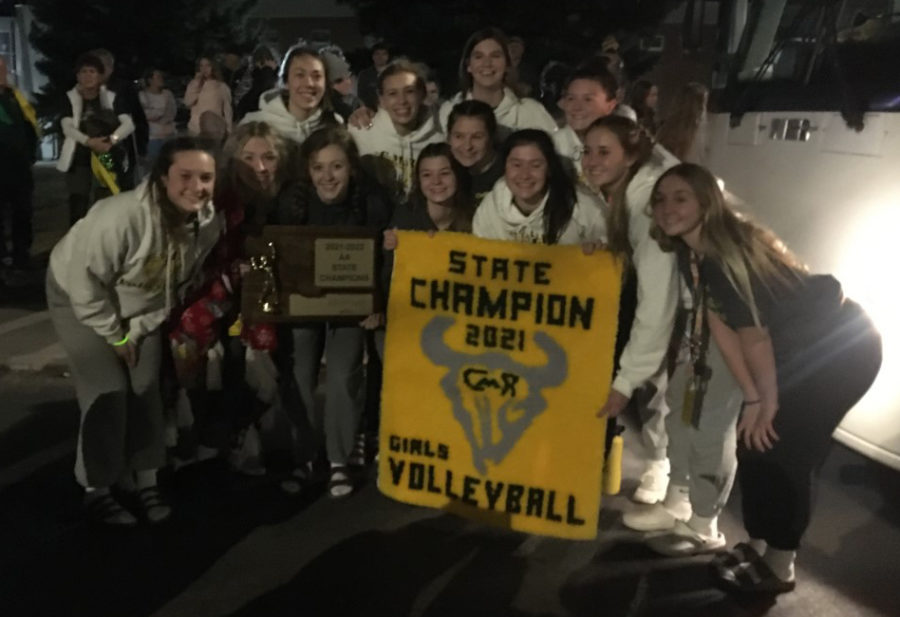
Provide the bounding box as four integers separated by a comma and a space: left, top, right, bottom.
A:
241, 46, 342, 145
46, 137, 223, 526
473, 128, 604, 245
439, 28, 557, 138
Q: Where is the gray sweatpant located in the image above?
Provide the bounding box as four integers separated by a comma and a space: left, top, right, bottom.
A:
632, 365, 671, 462
665, 343, 741, 518
290, 324, 365, 465
46, 274, 166, 488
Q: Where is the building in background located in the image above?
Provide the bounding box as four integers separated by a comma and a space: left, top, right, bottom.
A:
254, 0, 363, 54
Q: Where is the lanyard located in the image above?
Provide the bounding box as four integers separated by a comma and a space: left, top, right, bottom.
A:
682, 250, 711, 427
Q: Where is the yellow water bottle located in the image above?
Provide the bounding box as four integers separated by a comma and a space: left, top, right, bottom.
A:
603, 435, 624, 495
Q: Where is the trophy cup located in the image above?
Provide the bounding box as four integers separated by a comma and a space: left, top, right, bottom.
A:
250, 241, 280, 314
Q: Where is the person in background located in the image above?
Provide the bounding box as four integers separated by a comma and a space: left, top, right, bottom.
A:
657, 82, 709, 163
242, 45, 341, 146
0, 54, 39, 275
629, 78, 659, 136
349, 59, 444, 203
236, 45, 279, 121
650, 162, 881, 594
507, 35, 540, 97
424, 69, 444, 116
58, 53, 135, 225
321, 50, 363, 121
46, 136, 222, 526
446, 100, 503, 201
274, 126, 392, 498
185, 55, 233, 138
90, 48, 148, 184
552, 61, 620, 181
139, 68, 177, 162
356, 42, 391, 111
439, 28, 557, 138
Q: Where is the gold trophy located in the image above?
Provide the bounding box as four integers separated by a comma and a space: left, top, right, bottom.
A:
250, 241, 280, 314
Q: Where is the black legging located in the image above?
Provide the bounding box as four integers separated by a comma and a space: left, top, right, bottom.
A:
737, 300, 882, 550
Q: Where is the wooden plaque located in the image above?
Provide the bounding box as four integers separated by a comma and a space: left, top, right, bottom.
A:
241, 225, 381, 323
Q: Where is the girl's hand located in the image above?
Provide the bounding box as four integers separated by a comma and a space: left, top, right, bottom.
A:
113, 340, 139, 369
596, 389, 629, 418
359, 313, 384, 330
383, 229, 398, 250
348, 106, 375, 129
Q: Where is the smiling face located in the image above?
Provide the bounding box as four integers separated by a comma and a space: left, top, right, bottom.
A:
561, 78, 617, 134
309, 144, 351, 204
163, 151, 216, 215
379, 71, 423, 131
237, 136, 280, 195
286, 54, 326, 118
651, 174, 704, 246
418, 155, 458, 207
467, 38, 507, 90
582, 126, 635, 195
449, 115, 493, 170
505, 144, 549, 211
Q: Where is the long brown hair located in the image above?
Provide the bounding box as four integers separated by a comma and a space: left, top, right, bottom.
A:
650, 163, 806, 325
656, 82, 707, 160
584, 116, 653, 259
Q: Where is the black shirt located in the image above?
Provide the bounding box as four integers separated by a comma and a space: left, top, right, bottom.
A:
471, 157, 504, 204
700, 257, 846, 369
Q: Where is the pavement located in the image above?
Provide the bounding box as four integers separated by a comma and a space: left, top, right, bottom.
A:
0, 162, 69, 373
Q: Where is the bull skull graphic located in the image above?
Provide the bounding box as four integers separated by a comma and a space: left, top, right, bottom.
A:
421, 316, 568, 474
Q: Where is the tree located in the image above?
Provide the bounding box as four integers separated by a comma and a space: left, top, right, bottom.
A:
28, 0, 263, 120
339, 0, 672, 92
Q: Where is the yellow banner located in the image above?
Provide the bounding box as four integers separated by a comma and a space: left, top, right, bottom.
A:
379, 231, 622, 540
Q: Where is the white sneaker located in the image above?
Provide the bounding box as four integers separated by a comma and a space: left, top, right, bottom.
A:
632, 458, 670, 504
622, 499, 691, 532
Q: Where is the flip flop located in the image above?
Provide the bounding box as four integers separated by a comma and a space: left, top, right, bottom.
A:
718, 555, 796, 595
646, 520, 727, 556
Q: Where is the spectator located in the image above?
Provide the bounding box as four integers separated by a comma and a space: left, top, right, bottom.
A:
236, 45, 279, 120
0, 54, 39, 273
321, 50, 363, 121
138, 68, 177, 162
657, 82, 709, 163
185, 55, 233, 138
507, 35, 540, 97
90, 48, 147, 187
630, 78, 659, 136
58, 53, 135, 225
424, 69, 444, 113
356, 42, 391, 110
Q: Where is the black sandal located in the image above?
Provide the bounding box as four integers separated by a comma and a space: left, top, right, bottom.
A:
710, 542, 763, 575
328, 466, 353, 498
717, 555, 796, 595
137, 486, 172, 524
85, 493, 138, 527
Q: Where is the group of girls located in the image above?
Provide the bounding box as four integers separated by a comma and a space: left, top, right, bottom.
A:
48, 27, 881, 598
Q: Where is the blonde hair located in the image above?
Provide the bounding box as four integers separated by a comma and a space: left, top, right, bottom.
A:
222, 121, 292, 196
650, 163, 806, 325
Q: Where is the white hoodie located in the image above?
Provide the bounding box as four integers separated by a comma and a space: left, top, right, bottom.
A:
552, 124, 584, 181
241, 89, 342, 144
611, 143, 681, 398
349, 107, 444, 201
439, 87, 557, 138
473, 179, 606, 245
49, 182, 223, 345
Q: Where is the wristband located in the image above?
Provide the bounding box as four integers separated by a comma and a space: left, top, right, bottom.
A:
112, 335, 130, 346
